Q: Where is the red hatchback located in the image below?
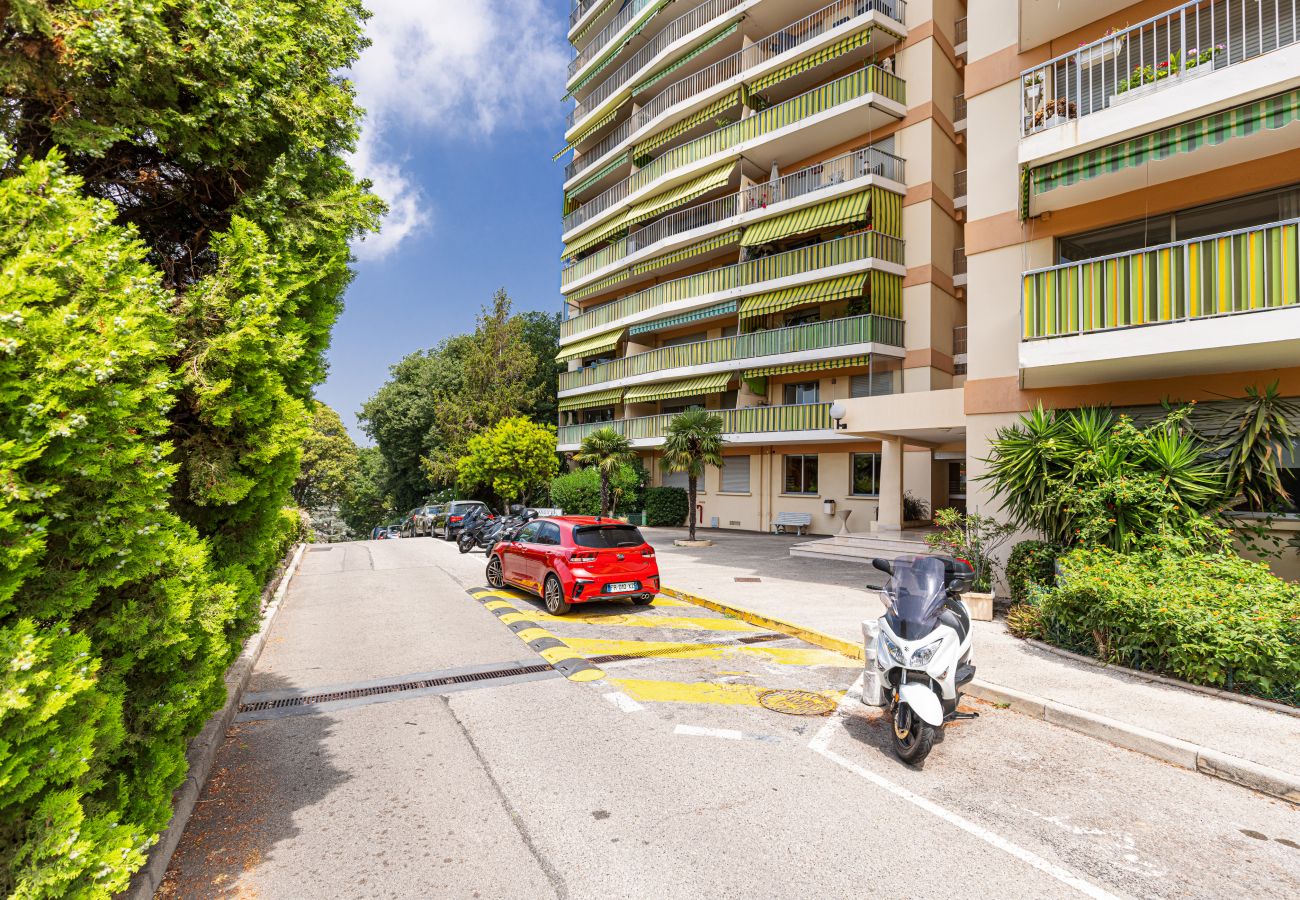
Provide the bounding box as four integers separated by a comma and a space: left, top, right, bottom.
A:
486, 516, 660, 615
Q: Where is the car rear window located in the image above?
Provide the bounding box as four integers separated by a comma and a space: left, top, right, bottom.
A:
572, 525, 645, 549
451, 502, 483, 513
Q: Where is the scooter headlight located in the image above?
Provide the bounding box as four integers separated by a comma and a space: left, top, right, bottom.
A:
909, 639, 942, 668
880, 634, 906, 666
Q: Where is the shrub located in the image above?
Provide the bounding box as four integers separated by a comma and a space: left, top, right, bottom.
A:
644, 487, 689, 527
1039, 537, 1300, 704
925, 508, 1016, 593
903, 491, 931, 522
1005, 602, 1045, 640
549, 464, 643, 517
1006, 540, 1059, 605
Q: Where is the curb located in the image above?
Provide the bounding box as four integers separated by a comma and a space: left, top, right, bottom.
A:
664, 584, 1300, 807
125, 542, 307, 900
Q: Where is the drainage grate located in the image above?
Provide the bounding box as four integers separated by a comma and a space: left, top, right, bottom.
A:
734, 577, 761, 583
238, 663, 553, 713
735, 633, 789, 645
756, 689, 838, 716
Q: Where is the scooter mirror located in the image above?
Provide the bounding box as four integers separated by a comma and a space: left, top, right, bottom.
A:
871, 558, 893, 576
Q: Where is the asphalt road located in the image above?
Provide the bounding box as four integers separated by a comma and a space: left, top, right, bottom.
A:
160, 536, 1300, 899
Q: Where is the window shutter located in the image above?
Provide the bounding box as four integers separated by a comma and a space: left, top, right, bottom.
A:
662, 469, 688, 489
721, 456, 751, 492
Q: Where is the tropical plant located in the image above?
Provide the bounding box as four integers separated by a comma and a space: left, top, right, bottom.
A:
903, 491, 931, 522
457, 417, 559, 510
1190, 383, 1300, 512
661, 408, 726, 541
573, 427, 636, 518
925, 508, 1016, 593
1006, 540, 1060, 605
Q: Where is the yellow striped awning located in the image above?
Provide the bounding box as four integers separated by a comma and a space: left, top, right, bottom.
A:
558, 387, 625, 412
872, 184, 903, 237
738, 274, 868, 320
632, 90, 744, 158
630, 229, 742, 276
555, 327, 626, 363
567, 269, 630, 301
556, 107, 622, 160
740, 190, 871, 246
624, 371, 732, 403
748, 29, 875, 94
625, 161, 736, 227
633, 22, 740, 95
562, 213, 629, 260
743, 354, 872, 380
566, 151, 629, 203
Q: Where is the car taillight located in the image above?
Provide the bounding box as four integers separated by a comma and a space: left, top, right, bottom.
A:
641, 548, 655, 559
449, 515, 462, 523
570, 552, 598, 564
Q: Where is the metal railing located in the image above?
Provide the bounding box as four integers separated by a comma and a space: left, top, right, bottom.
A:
1020, 0, 1300, 136
571, 0, 607, 31
953, 92, 966, 123
1021, 217, 1300, 339
955, 16, 967, 46
558, 402, 836, 444
559, 314, 904, 390
571, 0, 659, 77
952, 324, 967, 356
953, 246, 967, 277
563, 229, 905, 337
564, 64, 905, 234
954, 168, 966, 199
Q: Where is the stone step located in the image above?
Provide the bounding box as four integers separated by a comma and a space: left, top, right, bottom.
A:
822, 533, 934, 552
789, 540, 926, 564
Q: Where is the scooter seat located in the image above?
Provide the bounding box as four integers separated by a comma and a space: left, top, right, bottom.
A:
939, 603, 970, 644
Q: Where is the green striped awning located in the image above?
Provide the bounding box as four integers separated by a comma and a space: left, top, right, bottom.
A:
558, 387, 625, 412
628, 300, 738, 335
743, 354, 872, 379
632, 89, 744, 158
748, 28, 874, 94
624, 371, 732, 403
556, 107, 621, 161
555, 327, 626, 363
871, 270, 902, 319
630, 229, 742, 275
871, 185, 902, 237
740, 191, 871, 246
633, 22, 739, 95
570, 0, 618, 47
562, 213, 629, 260
625, 161, 736, 226
1030, 87, 1300, 200
567, 268, 631, 301
566, 152, 629, 203
566, 0, 674, 97
738, 275, 868, 320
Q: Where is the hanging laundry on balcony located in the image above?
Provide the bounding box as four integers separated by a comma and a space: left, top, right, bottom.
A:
739, 191, 872, 246
624, 372, 733, 404
558, 387, 626, 412
555, 327, 627, 363
625, 161, 738, 226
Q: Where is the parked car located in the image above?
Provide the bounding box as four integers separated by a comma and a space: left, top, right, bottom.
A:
433, 500, 492, 541
485, 516, 659, 615
413, 504, 443, 536
399, 509, 421, 538
374, 524, 400, 540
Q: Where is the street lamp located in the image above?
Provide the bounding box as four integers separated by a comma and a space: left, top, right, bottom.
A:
829, 401, 848, 430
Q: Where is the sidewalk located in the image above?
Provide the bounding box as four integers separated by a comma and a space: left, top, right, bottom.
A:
642, 527, 1300, 798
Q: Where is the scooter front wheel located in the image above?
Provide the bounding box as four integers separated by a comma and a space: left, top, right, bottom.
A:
458, 535, 474, 554
891, 703, 934, 765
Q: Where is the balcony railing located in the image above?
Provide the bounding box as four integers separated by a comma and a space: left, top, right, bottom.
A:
953, 324, 967, 355
955, 16, 967, 46
1020, 0, 1300, 136
953, 246, 967, 277
570, 0, 605, 30
558, 402, 836, 445
560, 314, 904, 391
953, 92, 966, 123
571, 0, 659, 78
1022, 218, 1300, 339
564, 65, 905, 234
563, 229, 904, 337
954, 168, 966, 200
562, 145, 905, 285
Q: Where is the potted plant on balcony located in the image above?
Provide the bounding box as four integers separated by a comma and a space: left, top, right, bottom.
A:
1076, 25, 1127, 68
1022, 72, 1043, 102
1032, 97, 1077, 129
1111, 45, 1225, 105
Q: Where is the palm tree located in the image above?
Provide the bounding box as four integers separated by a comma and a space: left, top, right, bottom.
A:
573, 426, 635, 517
661, 407, 725, 541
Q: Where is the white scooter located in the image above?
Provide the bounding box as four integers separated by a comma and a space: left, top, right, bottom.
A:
861, 554, 978, 764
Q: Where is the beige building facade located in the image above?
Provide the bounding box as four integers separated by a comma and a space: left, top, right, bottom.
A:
554, 0, 1300, 539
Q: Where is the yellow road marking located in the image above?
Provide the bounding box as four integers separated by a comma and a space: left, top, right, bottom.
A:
529, 610, 761, 632
610, 678, 844, 708
482, 599, 517, 611
562, 637, 857, 668
648, 596, 691, 608
497, 612, 534, 626
538, 646, 588, 665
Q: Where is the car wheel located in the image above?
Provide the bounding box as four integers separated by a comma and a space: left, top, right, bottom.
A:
486, 555, 504, 588
543, 575, 571, 616
443, 529, 455, 542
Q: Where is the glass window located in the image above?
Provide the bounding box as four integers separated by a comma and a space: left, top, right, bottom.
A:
515, 521, 541, 543
784, 309, 819, 327
1058, 215, 1173, 263
719, 390, 738, 410
851, 453, 880, 496
784, 455, 819, 494
662, 398, 706, 414
720, 456, 751, 492
573, 525, 645, 548
535, 522, 562, 545
659, 331, 708, 348
783, 382, 819, 405
662, 468, 689, 489
583, 407, 614, 423
948, 461, 967, 499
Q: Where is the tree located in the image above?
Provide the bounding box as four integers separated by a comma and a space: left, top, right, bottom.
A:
292, 403, 360, 510
660, 409, 726, 541
518, 310, 562, 427
574, 427, 636, 518
457, 417, 560, 510
339, 447, 398, 538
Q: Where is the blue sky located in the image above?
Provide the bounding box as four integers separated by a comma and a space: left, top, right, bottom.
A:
320, 0, 573, 441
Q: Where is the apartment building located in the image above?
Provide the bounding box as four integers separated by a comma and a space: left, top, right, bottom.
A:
554, 0, 968, 535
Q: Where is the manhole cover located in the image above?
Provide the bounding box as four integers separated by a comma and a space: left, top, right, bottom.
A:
757, 689, 837, 716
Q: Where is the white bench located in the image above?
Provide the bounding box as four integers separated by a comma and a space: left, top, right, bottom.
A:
771, 512, 813, 535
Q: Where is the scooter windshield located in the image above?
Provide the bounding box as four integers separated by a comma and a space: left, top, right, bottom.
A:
882, 555, 949, 640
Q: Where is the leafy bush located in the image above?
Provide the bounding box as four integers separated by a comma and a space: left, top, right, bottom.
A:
925, 508, 1016, 593
903, 491, 931, 522
1040, 536, 1300, 704
1006, 540, 1059, 604
644, 487, 689, 527
550, 464, 643, 516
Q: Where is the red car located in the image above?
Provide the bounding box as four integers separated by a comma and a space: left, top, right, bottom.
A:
486, 516, 659, 615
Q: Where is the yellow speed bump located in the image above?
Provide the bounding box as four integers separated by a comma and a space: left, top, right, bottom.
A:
562, 637, 857, 668
467, 587, 605, 683
611, 677, 844, 709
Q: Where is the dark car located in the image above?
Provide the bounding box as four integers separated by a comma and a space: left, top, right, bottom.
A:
399, 509, 421, 538
486, 517, 659, 615
413, 504, 443, 536
433, 500, 491, 541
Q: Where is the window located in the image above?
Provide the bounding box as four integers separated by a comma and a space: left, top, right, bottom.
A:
662, 397, 706, 414
783, 381, 819, 405
535, 522, 562, 545
515, 521, 541, 543
719, 390, 738, 410
662, 468, 689, 489
720, 456, 751, 492
573, 525, 645, 548
851, 453, 880, 496
582, 407, 614, 423
948, 461, 967, 499
784, 309, 819, 327
850, 372, 896, 398
784, 455, 818, 494
659, 330, 708, 348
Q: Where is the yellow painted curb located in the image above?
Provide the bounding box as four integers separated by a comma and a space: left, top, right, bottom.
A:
661, 586, 865, 662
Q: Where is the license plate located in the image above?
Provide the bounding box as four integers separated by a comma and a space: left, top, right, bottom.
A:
606, 581, 639, 593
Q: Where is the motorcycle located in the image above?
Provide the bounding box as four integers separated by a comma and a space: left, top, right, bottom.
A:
861, 554, 978, 765
458, 506, 537, 554
456, 507, 495, 553
481, 507, 538, 555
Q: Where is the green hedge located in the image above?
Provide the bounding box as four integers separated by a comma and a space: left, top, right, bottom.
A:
549, 463, 644, 516
1040, 544, 1300, 704
645, 487, 689, 527
1006, 540, 1059, 604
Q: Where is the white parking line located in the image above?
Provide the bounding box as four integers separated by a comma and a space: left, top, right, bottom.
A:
603, 691, 645, 713
808, 674, 1121, 900
674, 724, 744, 741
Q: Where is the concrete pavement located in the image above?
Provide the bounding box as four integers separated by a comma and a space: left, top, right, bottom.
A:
160, 534, 1300, 899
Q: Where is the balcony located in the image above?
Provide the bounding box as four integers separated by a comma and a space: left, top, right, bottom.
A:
952, 92, 966, 130
557, 402, 848, 450
559, 313, 904, 393
569, 0, 663, 84
952, 324, 967, 375
952, 246, 966, 287
1020, 217, 1300, 387
953, 168, 966, 209
562, 229, 905, 339
562, 145, 906, 291
954, 16, 967, 55
563, 64, 906, 238
1019, 0, 1300, 163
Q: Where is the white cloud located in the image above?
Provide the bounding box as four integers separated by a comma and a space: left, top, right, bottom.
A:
348, 0, 569, 260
